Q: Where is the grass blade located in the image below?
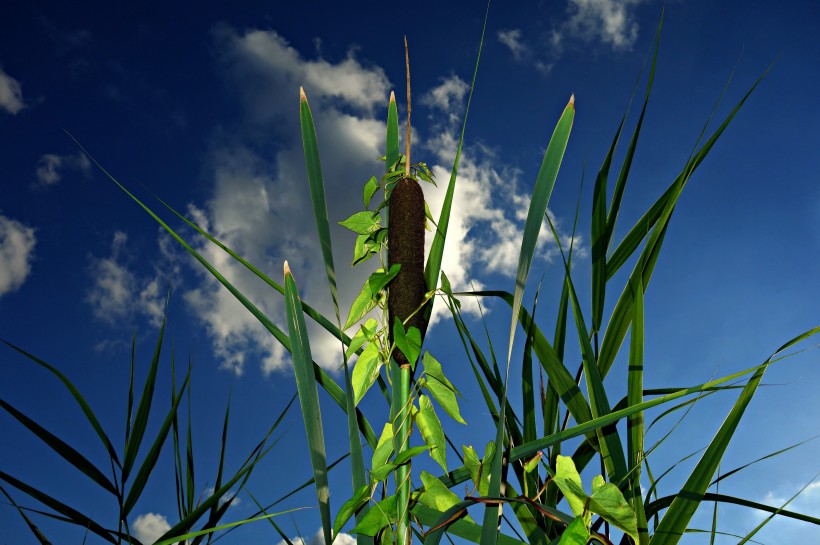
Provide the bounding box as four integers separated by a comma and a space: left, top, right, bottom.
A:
0, 485, 53, 545
0, 399, 118, 496
122, 371, 190, 517
284, 262, 332, 545
122, 310, 167, 482
2, 340, 121, 469
627, 274, 648, 544
423, 0, 489, 301
649, 328, 820, 544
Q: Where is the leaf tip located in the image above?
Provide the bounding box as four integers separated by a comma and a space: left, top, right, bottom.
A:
389, 90, 396, 103
299, 86, 307, 102
569, 93, 575, 107
284, 260, 292, 277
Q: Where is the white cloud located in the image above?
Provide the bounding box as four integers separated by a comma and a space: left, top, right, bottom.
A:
420, 75, 469, 114
275, 528, 355, 545
560, 0, 644, 52
133, 512, 171, 544
34, 152, 91, 186
0, 213, 37, 298
171, 27, 581, 376
0, 66, 25, 114
497, 29, 528, 60
86, 231, 166, 325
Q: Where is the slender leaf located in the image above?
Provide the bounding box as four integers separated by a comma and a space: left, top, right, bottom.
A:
284, 263, 332, 545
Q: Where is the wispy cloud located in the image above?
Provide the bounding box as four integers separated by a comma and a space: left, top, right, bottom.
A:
0, 66, 25, 114
744, 480, 820, 542
34, 152, 91, 187
0, 213, 37, 298
166, 28, 581, 376
497, 0, 646, 72
132, 512, 171, 544
497, 29, 528, 60
86, 231, 167, 326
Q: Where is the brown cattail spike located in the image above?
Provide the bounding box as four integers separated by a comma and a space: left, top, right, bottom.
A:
388, 177, 426, 367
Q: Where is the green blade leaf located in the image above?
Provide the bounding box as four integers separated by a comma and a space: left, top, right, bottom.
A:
123, 312, 167, 481
415, 395, 447, 472
0, 398, 118, 497
122, 372, 190, 517
284, 262, 332, 545
421, 351, 466, 424
2, 341, 121, 470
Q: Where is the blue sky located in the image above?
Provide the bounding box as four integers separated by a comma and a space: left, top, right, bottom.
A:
1, 0, 819, 543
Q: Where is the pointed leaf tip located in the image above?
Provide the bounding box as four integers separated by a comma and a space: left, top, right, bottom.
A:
389, 90, 396, 103
299, 87, 307, 102
569, 94, 575, 107
284, 261, 291, 277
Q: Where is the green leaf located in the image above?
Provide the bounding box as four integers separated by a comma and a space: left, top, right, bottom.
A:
345, 265, 400, 330
415, 395, 447, 472
2, 342, 121, 470
123, 313, 166, 482
351, 342, 382, 406
284, 263, 332, 545
372, 423, 394, 469
553, 456, 587, 520
363, 176, 380, 208
393, 445, 432, 466
339, 210, 382, 235
351, 495, 397, 536
122, 371, 190, 517
334, 483, 372, 537
154, 508, 303, 545
557, 517, 589, 545
421, 352, 465, 424
345, 318, 379, 359
353, 234, 379, 266
419, 471, 473, 522
588, 482, 639, 543
0, 399, 118, 497
393, 319, 421, 366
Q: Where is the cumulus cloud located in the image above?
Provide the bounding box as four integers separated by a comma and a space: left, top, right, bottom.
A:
497, 29, 528, 60
172, 27, 581, 376
0, 66, 25, 114
275, 529, 355, 545
34, 151, 91, 187
0, 213, 37, 298
86, 231, 167, 325
133, 512, 171, 544
204, 486, 241, 508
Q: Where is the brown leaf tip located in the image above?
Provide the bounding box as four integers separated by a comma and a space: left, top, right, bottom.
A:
389, 90, 396, 103
299, 87, 307, 102
569, 94, 575, 107
284, 260, 291, 277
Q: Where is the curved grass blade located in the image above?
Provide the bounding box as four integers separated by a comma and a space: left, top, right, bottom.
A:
70, 142, 378, 449
0, 485, 53, 545
599, 66, 773, 381
122, 312, 166, 482
154, 508, 306, 545
423, 0, 490, 302
627, 274, 648, 544
649, 327, 820, 544
0, 399, 118, 497
284, 262, 332, 545
0, 472, 119, 544
122, 371, 190, 517
301, 86, 370, 541
645, 492, 820, 526
2, 340, 121, 469
483, 94, 575, 545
